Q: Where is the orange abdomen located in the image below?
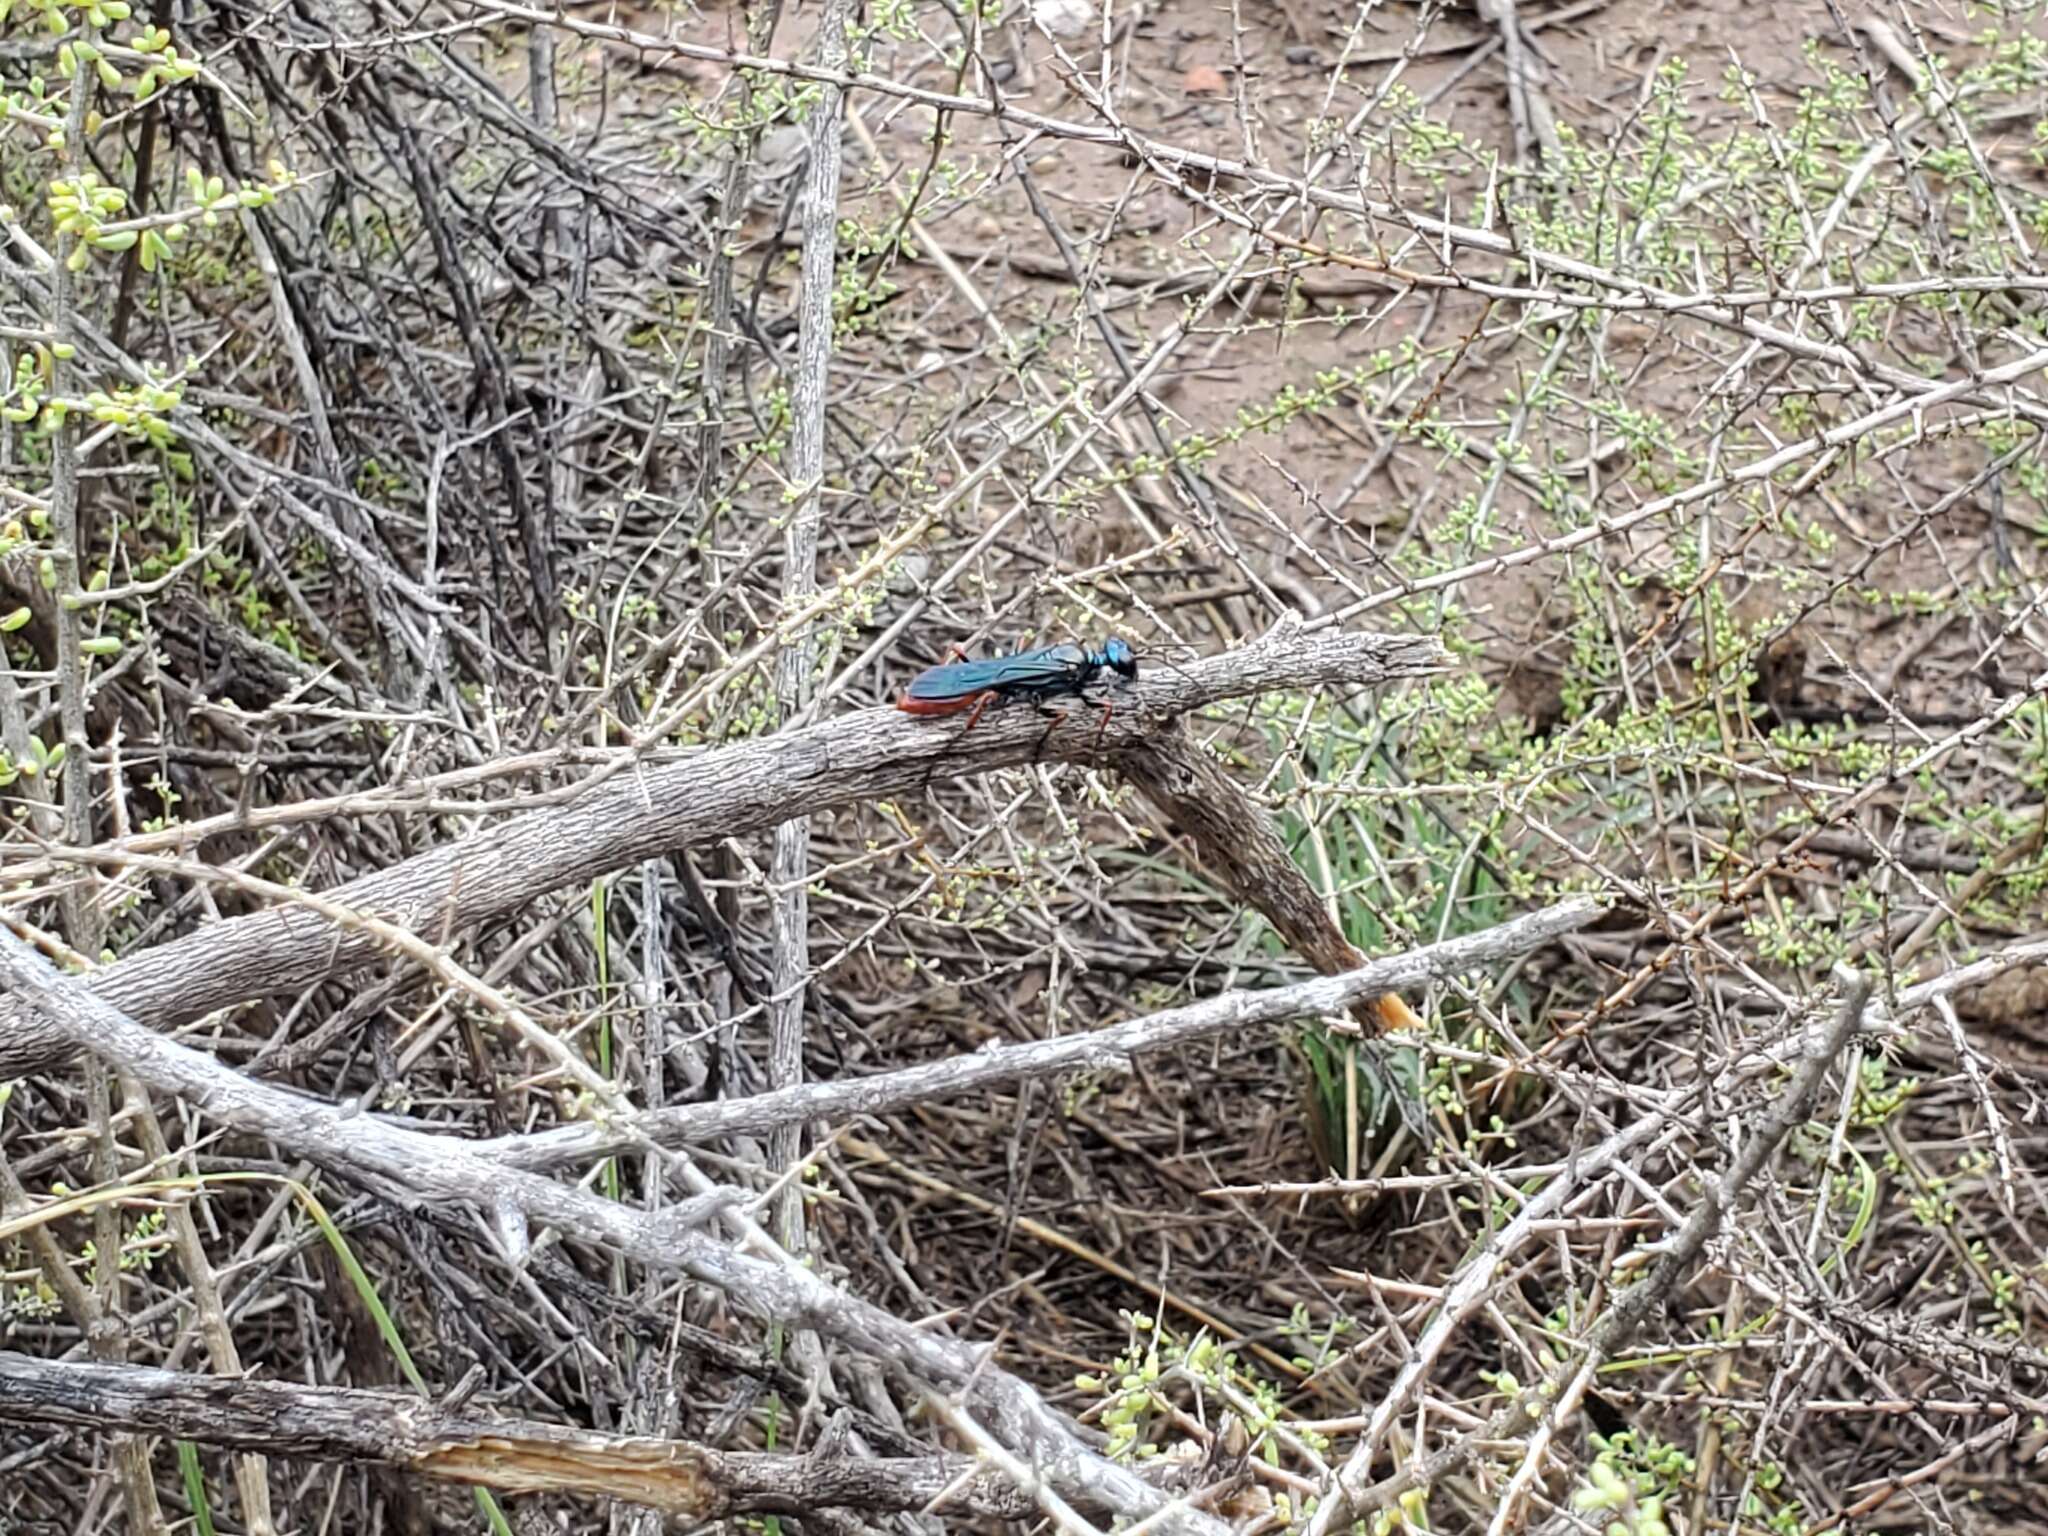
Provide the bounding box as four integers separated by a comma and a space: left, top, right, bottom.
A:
896, 691, 991, 717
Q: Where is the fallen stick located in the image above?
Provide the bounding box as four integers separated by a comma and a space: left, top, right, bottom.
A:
0, 1352, 1035, 1523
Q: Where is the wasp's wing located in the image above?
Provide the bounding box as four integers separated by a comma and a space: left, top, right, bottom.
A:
903, 644, 1083, 700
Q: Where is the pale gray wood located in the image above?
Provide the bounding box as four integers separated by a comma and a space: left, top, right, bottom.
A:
0, 622, 1442, 1080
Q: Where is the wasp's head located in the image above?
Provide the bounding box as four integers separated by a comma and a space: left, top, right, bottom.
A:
1099, 636, 1138, 681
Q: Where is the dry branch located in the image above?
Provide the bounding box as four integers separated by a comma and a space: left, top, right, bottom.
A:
1115, 722, 1424, 1034
484, 899, 1598, 1170
1308, 971, 1880, 1532
0, 1351, 1034, 1521
0, 927, 1222, 1532
0, 621, 1444, 1081
0, 895, 1594, 1529
768, 0, 854, 1297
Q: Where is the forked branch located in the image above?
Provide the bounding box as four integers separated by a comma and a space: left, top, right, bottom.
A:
0, 621, 1444, 1079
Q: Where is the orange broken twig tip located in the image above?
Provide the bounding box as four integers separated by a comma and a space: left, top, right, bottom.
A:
1375, 994, 1424, 1033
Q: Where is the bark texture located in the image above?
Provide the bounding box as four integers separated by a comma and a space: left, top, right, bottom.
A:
0, 1352, 1033, 1520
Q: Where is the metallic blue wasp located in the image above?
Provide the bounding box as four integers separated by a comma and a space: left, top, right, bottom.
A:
897, 637, 1138, 746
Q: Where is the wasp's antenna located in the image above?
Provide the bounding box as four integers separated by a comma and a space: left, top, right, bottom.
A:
1138, 639, 1203, 686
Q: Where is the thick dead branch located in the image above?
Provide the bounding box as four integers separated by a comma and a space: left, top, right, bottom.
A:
0, 901, 1605, 1527
0, 621, 1443, 1080
0, 1352, 1034, 1520
1114, 722, 1424, 1033
767, 0, 854, 1357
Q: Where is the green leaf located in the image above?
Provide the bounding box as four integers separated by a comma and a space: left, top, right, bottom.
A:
177, 1443, 218, 1536
294, 1184, 427, 1393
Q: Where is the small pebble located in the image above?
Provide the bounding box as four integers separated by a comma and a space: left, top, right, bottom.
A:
1183, 63, 1229, 96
